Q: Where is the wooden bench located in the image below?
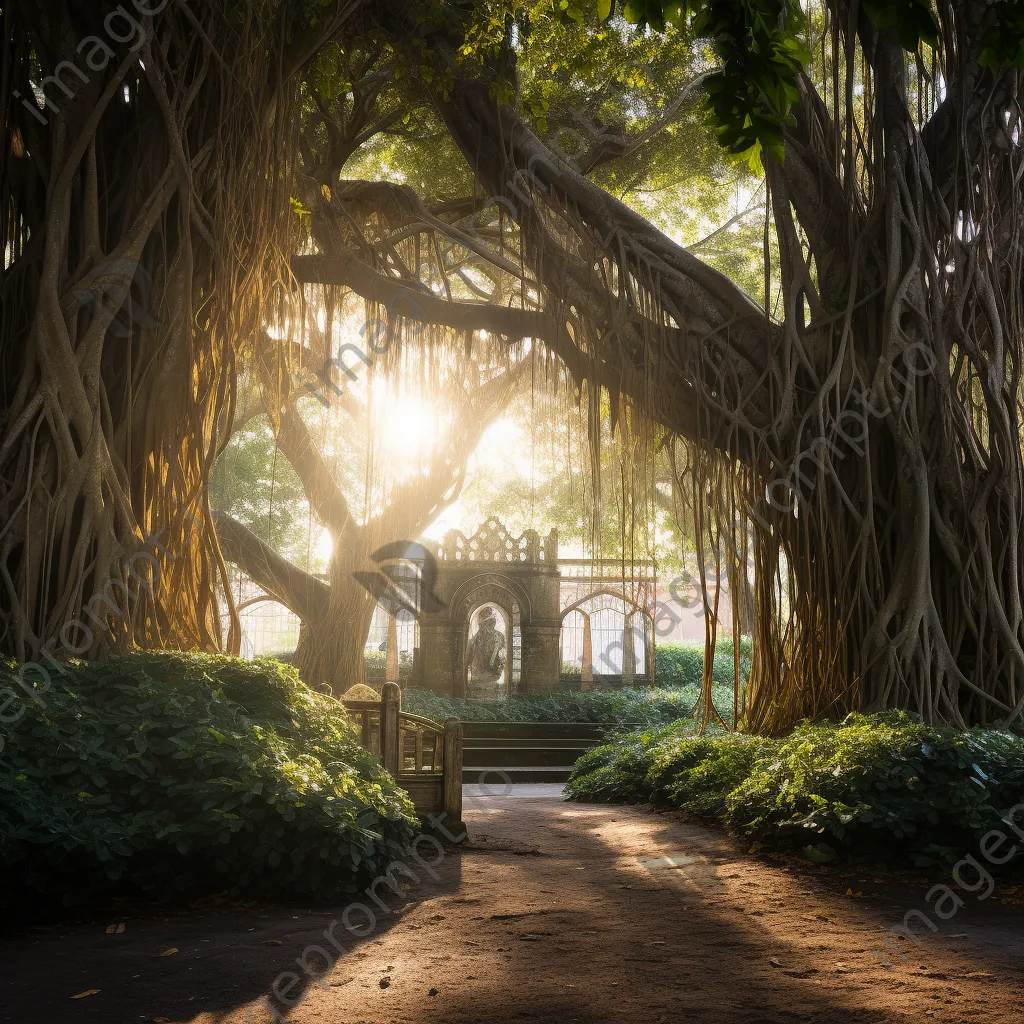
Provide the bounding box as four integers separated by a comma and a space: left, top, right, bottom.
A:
341, 682, 463, 834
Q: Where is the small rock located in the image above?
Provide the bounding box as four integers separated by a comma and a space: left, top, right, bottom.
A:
379, 976, 391, 989
428, 988, 439, 997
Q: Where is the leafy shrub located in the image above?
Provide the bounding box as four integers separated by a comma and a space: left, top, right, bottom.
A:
0, 653, 418, 911
364, 648, 414, 683
653, 642, 704, 687
728, 713, 1024, 867
647, 732, 779, 818
654, 637, 751, 688
564, 722, 760, 807
566, 711, 1024, 870
400, 684, 735, 727
564, 727, 676, 802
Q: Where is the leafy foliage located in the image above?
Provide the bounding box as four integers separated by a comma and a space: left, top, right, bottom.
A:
564, 726, 675, 802
729, 714, 1024, 867
0, 654, 417, 911
655, 638, 751, 687
364, 648, 415, 683
566, 712, 1024, 870
401, 683, 733, 725
601, 0, 1024, 162
212, 416, 316, 568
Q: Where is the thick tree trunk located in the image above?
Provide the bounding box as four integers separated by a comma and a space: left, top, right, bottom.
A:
292, 542, 379, 695
293, 589, 377, 695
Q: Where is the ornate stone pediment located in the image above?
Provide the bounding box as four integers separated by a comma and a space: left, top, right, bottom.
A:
440, 516, 557, 564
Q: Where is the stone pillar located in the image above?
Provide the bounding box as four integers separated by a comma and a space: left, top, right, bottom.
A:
521, 623, 562, 692
380, 681, 401, 777
622, 613, 635, 686
386, 610, 399, 682
581, 613, 593, 690
419, 620, 456, 696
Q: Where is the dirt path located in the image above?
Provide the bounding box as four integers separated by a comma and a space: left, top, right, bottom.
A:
4, 784, 1024, 1023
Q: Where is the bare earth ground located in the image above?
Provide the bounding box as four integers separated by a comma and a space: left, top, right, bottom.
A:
4, 784, 1024, 1023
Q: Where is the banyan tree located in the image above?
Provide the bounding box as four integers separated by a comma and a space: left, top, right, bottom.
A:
290, 0, 1024, 731
5, 0, 1024, 734
0, 2, 357, 659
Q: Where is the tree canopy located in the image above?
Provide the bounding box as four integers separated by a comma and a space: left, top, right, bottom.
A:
4, 0, 1024, 733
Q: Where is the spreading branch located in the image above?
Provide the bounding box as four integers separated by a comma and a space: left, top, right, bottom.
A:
291, 254, 553, 340
214, 513, 330, 622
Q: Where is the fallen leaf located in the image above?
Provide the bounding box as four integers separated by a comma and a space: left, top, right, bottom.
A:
769, 958, 783, 968
263, 939, 283, 946
70, 989, 100, 999
158, 947, 178, 957
105, 922, 126, 935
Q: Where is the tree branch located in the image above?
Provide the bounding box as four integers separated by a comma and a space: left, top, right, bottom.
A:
215, 513, 330, 623
291, 253, 553, 339
432, 80, 771, 454
255, 335, 357, 539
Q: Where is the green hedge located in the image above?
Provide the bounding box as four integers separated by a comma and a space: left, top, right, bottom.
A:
654, 637, 752, 688
566, 712, 1024, 870
0, 653, 417, 911
364, 648, 413, 683
400, 684, 735, 726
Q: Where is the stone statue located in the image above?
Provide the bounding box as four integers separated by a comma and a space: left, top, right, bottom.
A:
466, 607, 506, 699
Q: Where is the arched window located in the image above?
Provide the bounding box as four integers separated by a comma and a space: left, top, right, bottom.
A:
364, 604, 420, 684
236, 599, 300, 659
560, 594, 650, 681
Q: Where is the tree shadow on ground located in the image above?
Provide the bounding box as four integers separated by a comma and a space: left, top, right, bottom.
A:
0, 831, 464, 1024
2, 793, 1021, 1024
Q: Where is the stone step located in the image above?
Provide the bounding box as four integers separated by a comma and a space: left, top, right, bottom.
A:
461, 765, 577, 785
460, 721, 634, 740
463, 744, 595, 768
456, 721, 629, 786
462, 736, 601, 749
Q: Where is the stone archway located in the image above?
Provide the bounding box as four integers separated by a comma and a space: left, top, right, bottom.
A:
463, 601, 515, 699
449, 575, 530, 699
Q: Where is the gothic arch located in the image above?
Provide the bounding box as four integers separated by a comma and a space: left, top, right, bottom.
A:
560, 588, 649, 622
449, 573, 534, 627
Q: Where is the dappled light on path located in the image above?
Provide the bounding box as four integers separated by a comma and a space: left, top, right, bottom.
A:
215, 788, 1022, 1024
3, 787, 1023, 1023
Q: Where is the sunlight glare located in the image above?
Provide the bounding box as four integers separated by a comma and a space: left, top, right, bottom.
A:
378, 393, 439, 462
